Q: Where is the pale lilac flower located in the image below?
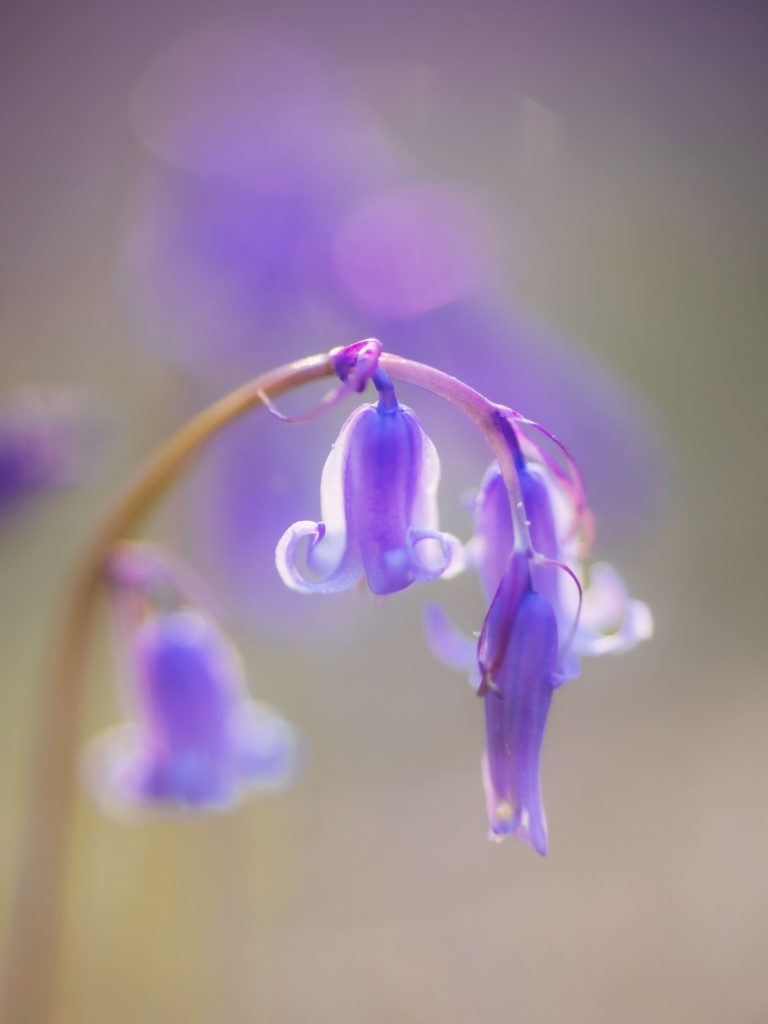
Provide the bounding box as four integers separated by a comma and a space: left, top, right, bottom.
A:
83, 546, 303, 816
276, 377, 462, 596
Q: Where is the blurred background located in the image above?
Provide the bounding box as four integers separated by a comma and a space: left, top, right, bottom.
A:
1, 2, 767, 1021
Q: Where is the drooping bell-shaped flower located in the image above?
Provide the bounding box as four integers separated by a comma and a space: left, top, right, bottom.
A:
479, 553, 559, 852
424, 457, 579, 688
469, 458, 652, 666
471, 460, 580, 682
276, 375, 462, 596
422, 418, 652, 852
84, 546, 303, 816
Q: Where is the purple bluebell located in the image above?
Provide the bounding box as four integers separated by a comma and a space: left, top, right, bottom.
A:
276, 379, 462, 596
471, 460, 581, 682
425, 457, 580, 691
84, 548, 303, 816
479, 553, 558, 852
424, 433, 652, 852
442, 457, 652, 674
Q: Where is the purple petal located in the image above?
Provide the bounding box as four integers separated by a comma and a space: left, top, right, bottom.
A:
469, 464, 515, 601
275, 399, 458, 597
348, 404, 429, 594
483, 590, 558, 855
477, 551, 530, 688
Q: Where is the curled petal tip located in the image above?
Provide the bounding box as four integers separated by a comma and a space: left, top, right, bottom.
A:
275, 519, 359, 594
276, 399, 457, 597
408, 528, 466, 584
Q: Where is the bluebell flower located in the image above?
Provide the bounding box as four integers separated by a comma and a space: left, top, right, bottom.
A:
83, 548, 303, 816
477, 459, 652, 661
424, 431, 652, 852
427, 457, 652, 686
471, 460, 581, 683
479, 553, 558, 852
276, 380, 462, 596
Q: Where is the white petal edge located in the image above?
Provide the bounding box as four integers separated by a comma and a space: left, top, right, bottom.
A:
404, 406, 441, 533
275, 519, 360, 594
311, 404, 369, 575
577, 598, 654, 656
409, 528, 467, 583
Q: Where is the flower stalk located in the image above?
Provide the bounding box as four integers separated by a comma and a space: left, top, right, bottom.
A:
2, 346, 533, 1022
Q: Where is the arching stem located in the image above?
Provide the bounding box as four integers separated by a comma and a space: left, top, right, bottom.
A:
2, 347, 527, 1023
1, 352, 333, 1024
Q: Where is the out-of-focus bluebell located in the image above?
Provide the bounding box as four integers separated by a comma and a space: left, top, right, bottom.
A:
121, 31, 404, 375
120, 29, 496, 381
0, 388, 90, 520
82, 543, 304, 818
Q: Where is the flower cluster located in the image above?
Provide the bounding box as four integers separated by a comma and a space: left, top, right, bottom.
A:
424, 423, 651, 851
82, 543, 303, 817
82, 342, 651, 854
273, 343, 652, 854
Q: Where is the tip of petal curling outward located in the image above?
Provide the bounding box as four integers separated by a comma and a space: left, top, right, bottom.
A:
575, 562, 654, 656
274, 519, 360, 594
